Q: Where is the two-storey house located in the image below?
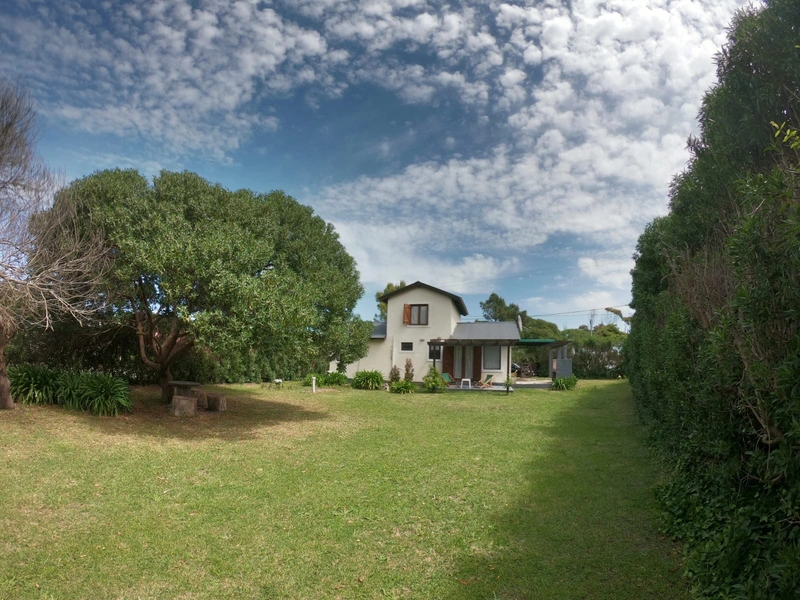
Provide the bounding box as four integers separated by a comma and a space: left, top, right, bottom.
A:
337, 281, 520, 384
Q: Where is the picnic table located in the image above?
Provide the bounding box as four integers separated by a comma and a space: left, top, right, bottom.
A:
169, 380, 202, 397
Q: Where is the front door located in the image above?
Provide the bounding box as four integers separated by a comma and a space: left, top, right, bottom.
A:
472, 346, 482, 381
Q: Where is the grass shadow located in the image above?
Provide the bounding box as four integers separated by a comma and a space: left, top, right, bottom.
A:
72, 384, 330, 442
444, 381, 686, 600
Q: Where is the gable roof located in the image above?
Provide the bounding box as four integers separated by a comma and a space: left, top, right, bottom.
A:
378, 281, 469, 316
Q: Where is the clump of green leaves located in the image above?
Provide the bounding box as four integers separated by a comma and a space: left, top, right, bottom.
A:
389, 380, 415, 394
551, 376, 577, 391
351, 370, 384, 390
8, 366, 131, 416
302, 372, 348, 387
403, 358, 414, 382
8, 365, 61, 405
389, 365, 401, 383
422, 366, 447, 393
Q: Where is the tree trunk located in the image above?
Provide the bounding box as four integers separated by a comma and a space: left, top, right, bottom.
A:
0, 331, 14, 410
159, 368, 173, 404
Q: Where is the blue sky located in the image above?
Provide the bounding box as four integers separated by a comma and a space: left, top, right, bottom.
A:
0, 0, 750, 329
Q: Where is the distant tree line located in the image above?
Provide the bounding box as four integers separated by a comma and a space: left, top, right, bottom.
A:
627, 1, 800, 596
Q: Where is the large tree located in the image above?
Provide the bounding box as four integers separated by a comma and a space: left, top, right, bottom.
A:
0, 80, 108, 409
64, 169, 369, 401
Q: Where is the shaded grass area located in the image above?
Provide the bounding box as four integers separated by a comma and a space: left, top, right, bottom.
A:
0, 381, 685, 599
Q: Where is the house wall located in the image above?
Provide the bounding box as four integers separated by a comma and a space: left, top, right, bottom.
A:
332, 286, 462, 382
385, 287, 461, 382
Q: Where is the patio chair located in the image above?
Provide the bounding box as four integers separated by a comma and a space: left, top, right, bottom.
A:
476, 374, 494, 388
442, 372, 457, 386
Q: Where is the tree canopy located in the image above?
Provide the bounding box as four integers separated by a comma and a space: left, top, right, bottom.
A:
63, 169, 369, 399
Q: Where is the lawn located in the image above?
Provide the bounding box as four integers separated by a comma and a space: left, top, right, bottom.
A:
0, 380, 685, 599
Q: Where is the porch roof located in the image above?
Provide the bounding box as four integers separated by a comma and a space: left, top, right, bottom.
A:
428, 321, 520, 347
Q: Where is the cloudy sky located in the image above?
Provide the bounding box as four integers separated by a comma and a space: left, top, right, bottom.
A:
0, 0, 751, 329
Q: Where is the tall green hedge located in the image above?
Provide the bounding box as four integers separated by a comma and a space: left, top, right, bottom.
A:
627, 2, 800, 597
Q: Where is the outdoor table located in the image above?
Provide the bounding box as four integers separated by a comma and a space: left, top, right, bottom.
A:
460, 378, 472, 389
169, 380, 202, 397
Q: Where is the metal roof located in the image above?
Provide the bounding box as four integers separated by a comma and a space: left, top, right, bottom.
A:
378, 281, 469, 316
371, 321, 387, 339
433, 321, 521, 345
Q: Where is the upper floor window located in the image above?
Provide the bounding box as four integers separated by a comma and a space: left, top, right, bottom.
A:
403, 304, 429, 326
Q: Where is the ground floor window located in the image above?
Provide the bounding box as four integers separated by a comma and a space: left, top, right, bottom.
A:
400, 342, 413, 352
428, 345, 441, 360
483, 346, 501, 370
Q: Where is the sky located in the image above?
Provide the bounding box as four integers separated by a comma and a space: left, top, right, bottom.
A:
0, 0, 752, 330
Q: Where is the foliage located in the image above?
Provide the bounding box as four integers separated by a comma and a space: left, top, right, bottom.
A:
62, 169, 366, 401
323, 372, 348, 386
0, 79, 108, 409
627, 2, 800, 597
8, 365, 131, 416
422, 366, 447, 393
351, 370, 384, 390
301, 371, 348, 387
389, 364, 401, 383
403, 357, 414, 382
8, 365, 61, 405
551, 376, 578, 391
375, 280, 407, 321
563, 324, 627, 378
389, 380, 415, 394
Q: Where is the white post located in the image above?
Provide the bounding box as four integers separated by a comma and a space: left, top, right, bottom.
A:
312, 376, 316, 394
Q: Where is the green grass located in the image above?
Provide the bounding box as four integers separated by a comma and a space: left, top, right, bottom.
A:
0, 380, 685, 599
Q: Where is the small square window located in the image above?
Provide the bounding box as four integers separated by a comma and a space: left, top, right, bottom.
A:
428, 345, 442, 360
400, 342, 414, 352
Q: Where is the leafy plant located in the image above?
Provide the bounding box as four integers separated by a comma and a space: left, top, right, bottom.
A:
389, 380, 415, 394
8, 366, 131, 415
323, 372, 348, 386
8, 365, 60, 405
403, 358, 414, 382
302, 372, 325, 386
389, 365, 401, 383
551, 375, 577, 391
422, 366, 447, 393
75, 372, 132, 416
351, 370, 384, 390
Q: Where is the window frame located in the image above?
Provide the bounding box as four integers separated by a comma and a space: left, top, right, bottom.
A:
400, 341, 414, 352
403, 304, 429, 326
483, 346, 502, 370
428, 345, 442, 361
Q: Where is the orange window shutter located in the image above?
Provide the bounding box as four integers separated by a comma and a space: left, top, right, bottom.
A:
403, 304, 412, 324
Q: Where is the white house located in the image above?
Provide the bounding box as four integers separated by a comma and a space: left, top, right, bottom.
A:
336, 281, 520, 384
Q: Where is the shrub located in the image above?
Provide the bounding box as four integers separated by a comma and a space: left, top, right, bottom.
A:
389, 380, 415, 394
403, 358, 414, 382
74, 372, 132, 416
8, 365, 61, 405
551, 375, 578, 391
302, 372, 325, 386
389, 364, 401, 383
8, 366, 131, 416
351, 370, 384, 390
422, 366, 447, 393
323, 372, 348, 386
